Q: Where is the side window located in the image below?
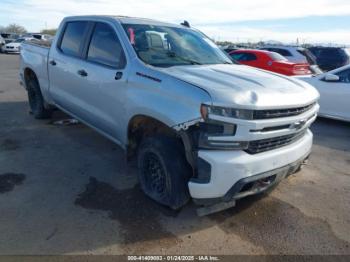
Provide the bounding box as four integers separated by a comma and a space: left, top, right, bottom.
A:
244, 53, 257, 61
60, 21, 89, 57
335, 69, 350, 83
230, 53, 245, 61
87, 23, 126, 68
230, 53, 256, 62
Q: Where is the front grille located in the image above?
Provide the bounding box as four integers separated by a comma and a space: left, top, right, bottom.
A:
253, 103, 315, 119
246, 131, 306, 154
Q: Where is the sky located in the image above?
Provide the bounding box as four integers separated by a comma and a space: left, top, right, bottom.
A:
1, 0, 350, 45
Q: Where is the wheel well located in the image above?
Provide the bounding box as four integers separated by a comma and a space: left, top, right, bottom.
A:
23, 67, 53, 111
23, 68, 37, 86
127, 115, 182, 160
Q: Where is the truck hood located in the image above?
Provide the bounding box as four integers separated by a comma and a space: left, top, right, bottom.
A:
158, 64, 319, 109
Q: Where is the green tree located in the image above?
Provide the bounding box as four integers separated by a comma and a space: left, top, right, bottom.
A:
5, 24, 27, 34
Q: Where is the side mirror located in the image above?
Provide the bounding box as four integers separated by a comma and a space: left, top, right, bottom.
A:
324, 74, 340, 82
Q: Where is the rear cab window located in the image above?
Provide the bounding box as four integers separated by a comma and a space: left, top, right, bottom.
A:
59, 21, 89, 57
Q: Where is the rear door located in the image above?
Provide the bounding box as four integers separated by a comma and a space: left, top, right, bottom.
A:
48, 21, 91, 115
49, 20, 128, 142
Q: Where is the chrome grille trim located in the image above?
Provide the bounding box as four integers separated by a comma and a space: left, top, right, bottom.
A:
253, 103, 316, 119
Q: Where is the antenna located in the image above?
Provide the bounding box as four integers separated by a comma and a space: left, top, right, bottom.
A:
181, 20, 190, 28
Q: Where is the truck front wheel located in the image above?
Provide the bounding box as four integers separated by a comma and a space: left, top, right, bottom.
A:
27, 78, 52, 119
137, 136, 191, 210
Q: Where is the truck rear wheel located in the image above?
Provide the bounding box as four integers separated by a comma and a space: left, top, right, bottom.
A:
137, 136, 191, 210
27, 78, 52, 119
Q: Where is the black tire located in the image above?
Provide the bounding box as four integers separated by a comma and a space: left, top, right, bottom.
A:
137, 136, 192, 210
27, 77, 52, 119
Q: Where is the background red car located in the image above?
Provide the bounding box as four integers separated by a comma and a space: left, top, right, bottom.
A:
229, 49, 311, 76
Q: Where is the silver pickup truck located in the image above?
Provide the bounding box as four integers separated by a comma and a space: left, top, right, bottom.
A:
20, 15, 319, 215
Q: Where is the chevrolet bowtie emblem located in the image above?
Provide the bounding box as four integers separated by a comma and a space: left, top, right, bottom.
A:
291, 119, 307, 130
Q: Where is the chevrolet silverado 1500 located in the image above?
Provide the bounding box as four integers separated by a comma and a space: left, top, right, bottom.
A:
20, 16, 319, 215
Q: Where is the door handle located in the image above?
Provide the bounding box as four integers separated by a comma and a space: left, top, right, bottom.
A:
115, 71, 123, 80
49, 60, 56, 66
77, 69, 88, 77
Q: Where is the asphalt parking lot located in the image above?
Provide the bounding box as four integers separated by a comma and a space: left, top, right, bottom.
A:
0, 53, 350, 255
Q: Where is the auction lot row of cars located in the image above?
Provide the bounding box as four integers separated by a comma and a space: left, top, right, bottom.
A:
0, 33, 52, 53
225, 44, 350, 73
1, 16, 348, 215
224, 45, 350, 122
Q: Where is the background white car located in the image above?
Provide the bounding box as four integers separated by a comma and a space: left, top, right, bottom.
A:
299, 65, 350, 122
3, 37, 33, 53
0, 35, 5, 52
22, 33, 53, 41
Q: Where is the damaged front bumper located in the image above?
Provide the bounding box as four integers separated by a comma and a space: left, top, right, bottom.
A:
197, 152, 309, 216
189, 129, 313, 215
195, 152, 309, 204
194, 152, 310, 216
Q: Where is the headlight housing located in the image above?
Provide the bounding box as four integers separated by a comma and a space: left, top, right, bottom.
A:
197, 104, 250, 150
201, 104, 254, 120
196, 120, 248, 150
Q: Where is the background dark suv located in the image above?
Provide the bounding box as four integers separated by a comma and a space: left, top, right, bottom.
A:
308, 46, 350, 71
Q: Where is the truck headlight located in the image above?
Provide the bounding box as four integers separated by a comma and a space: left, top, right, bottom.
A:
197, 121, 248, 150
201, 104, 253, 120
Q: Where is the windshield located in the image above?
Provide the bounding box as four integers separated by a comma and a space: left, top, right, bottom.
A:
122, 23, 232, 67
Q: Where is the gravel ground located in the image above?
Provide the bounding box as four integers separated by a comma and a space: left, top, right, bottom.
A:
0, 53, 349, 255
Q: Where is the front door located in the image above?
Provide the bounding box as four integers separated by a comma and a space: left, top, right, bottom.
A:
72, 22, 128, 140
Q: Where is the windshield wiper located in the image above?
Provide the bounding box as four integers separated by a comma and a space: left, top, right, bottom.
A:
166, 51, 202, 65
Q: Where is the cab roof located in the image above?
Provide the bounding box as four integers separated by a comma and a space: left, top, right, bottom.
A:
64, 15, 185, 28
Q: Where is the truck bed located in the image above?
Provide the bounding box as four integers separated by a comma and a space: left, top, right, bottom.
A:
27, 39, 52, 48
20, 41, 50, 99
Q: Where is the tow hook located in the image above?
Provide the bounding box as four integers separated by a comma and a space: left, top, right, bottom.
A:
300, 155, 310, 169
256, 176, 275, 187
